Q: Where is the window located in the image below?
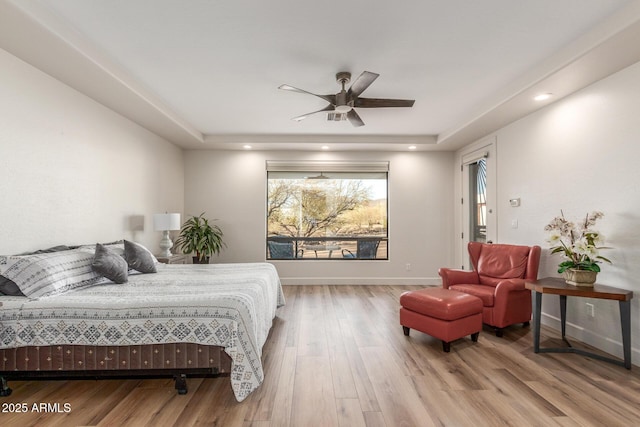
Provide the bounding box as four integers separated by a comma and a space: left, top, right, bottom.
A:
266, 161, 388, 260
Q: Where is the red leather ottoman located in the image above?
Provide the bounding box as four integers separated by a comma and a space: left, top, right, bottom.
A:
400, 288, 483, 352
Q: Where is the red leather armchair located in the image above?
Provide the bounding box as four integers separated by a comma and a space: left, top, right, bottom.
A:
439, 242, 541, 336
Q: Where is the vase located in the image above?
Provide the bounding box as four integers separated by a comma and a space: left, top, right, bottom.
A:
563, 269, 597, 287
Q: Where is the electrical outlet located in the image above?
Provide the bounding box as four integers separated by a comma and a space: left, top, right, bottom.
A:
405, 263, 411, 271
586, 303, 595, 318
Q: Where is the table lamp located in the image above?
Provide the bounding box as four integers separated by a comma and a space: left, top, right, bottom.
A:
153, 213, 181, 257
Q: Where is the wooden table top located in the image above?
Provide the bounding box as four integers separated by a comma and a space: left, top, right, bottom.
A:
525, 277, 633, 301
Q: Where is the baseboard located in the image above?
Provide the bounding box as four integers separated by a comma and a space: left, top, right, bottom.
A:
540, 312, 639, 366
279, 277, 441, 286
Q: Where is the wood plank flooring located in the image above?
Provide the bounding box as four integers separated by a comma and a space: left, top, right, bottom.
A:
2, 285, 639, 426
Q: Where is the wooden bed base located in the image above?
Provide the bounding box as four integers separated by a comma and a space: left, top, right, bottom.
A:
0, 343, 232, 397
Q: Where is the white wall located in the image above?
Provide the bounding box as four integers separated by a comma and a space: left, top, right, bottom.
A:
454, 60, 640, 364
184, 150, 455, 285
0, 48, 184, 254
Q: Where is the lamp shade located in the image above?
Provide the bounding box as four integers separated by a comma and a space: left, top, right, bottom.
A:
153, 213, 181, 231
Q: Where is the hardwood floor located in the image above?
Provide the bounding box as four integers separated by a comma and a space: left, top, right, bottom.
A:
2, 285, 639, 426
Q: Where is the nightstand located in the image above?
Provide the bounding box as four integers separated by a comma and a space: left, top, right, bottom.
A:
156, 254, 189, 264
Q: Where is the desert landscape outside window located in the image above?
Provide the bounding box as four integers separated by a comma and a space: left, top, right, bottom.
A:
267, 169, 388, 260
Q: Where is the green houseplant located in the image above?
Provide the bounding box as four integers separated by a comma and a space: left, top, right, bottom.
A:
544, 210, 611, 285
174, 212, 225, 263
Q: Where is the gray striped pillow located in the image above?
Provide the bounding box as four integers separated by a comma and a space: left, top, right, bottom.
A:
0, 249, 102, 299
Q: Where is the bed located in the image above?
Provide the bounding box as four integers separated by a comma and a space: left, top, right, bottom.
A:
0, 242, 284, 402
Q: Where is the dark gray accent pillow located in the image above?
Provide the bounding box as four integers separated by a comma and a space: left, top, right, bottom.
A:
0, 275, 24, 296
92, 243, 128, 284
124, 240, 157, 273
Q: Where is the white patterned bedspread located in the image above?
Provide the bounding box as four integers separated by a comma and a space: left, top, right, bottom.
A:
0, 262, 284, 401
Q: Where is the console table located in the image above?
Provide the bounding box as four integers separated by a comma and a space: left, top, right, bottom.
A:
525, 277, 633, 369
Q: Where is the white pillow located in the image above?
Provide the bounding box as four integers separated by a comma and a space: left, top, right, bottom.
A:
0, 249, 102, 299
78, 241, 125, 257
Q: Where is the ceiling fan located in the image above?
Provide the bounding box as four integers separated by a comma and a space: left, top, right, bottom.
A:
278, 71, 415, 127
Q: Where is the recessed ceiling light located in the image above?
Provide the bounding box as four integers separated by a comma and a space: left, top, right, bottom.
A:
534, 93, 552, 101
408, 145, 417, 150
243, 145, 252, 150
321, 145, 330, 150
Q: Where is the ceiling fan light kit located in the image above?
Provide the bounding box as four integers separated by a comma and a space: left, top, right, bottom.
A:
334, 105, 352, 114
279, 71, 415, 127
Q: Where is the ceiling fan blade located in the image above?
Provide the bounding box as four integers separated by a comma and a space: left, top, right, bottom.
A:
347, 109, 365, 127
291, 104, 335, 122
354, 98, 415, 108
279, 84, 336, 104
347, 71, 379, 98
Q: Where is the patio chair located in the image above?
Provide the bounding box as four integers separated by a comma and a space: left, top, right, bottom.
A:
267, 240, 303, 259
342, 239, 380, 259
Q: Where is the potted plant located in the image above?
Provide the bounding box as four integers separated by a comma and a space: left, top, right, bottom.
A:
544, 210, 612, 286
174, 212, 226, 264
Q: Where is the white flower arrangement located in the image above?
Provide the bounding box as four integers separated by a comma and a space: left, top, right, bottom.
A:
544, 211, 611, 273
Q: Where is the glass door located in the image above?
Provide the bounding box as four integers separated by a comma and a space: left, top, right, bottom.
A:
460, 140, 496, 269
468, 158, 487, 243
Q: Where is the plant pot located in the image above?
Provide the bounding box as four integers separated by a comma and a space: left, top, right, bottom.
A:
563, 269, 597, 287
192, 256, 210, 264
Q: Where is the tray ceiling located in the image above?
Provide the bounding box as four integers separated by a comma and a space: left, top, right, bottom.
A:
2, 0, 640, 150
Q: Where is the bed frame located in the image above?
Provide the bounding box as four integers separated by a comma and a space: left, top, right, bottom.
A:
0, 343, 232, 397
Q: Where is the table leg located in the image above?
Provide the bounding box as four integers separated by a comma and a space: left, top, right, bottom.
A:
560, 295, 568, 343
619, 300, 632, 370
532, 291, 542, 353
